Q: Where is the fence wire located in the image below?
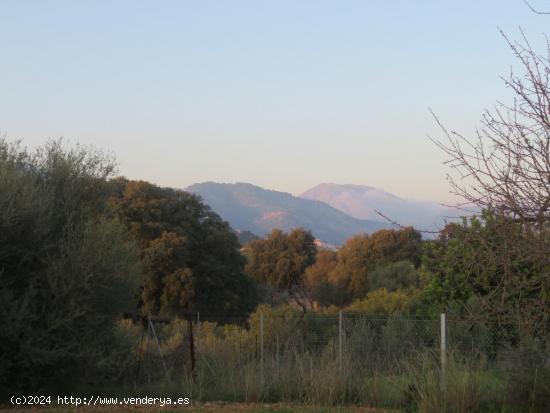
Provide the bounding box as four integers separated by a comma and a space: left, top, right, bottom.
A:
134, 312, 522, 384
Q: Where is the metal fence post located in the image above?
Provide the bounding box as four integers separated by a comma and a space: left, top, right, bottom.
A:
338, 310, 343, 370
260, 311, 264, 379
276, 334, 279, 378
440, 313, 446, 373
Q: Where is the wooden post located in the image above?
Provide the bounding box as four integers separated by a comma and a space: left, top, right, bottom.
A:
188, 319, 196, 381
196, 311, 200, 373
196, 312, 200, 350
146, 318, 151, 384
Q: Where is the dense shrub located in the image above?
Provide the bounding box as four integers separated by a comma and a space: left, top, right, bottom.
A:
345, 288, 418, 315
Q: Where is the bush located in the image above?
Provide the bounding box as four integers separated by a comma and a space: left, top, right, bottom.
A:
345, 288, 417, 315
500, 336, 550, 412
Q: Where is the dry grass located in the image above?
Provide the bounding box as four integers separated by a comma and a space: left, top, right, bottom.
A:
0, 403, 397, 413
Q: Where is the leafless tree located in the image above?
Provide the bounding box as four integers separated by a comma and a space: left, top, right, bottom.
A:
430, 29, 550, 333
431, 30, 550, 228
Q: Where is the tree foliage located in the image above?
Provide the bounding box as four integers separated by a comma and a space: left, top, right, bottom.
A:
329, 235, 371, 303
109, 179, 259, 318
421, 211, 550, 333
345, 288, 417, 315
429, 29, 550, 336
244, 228, 316, 295
325, 227, 422, 305
303, 249, 344, 307
368, 260, 420, 292
361, 227, 423, 268
0, 139, 141, 393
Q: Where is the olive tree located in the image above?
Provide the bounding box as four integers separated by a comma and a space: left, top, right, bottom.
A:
0, 139, 141, 393
109, 179, 259, 377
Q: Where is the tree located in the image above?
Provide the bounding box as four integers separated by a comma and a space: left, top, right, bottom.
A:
368, 260, 420, 292
303, 249, 345, 307
432, 31, 549, 227
362, 227, 423, 268
328, 227, 422, 305
421, 211, 549, 333
109, 179, 258, 376
244, 228, 316, 305
431, 30, 550, 334
0, 139, 141, 393
109, 179, 258, 316
329, 235, 371, 304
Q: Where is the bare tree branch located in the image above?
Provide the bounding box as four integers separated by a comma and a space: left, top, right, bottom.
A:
523, 0, 550, 15
433, 30, 550, 227
374, 209, 442, 234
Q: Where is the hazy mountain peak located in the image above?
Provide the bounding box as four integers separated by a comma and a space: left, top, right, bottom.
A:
301, 183, 456, 233
303, 183, 402, 199
313, 182, 376, 191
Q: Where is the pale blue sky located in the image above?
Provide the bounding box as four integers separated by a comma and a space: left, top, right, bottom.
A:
1, 0, 548, 202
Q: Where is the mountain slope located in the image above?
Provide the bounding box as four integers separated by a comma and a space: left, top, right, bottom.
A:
186, 182, 388, 245
300, 183, 457, 233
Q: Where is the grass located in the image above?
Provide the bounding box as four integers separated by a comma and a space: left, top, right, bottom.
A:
0, 403, 398, 413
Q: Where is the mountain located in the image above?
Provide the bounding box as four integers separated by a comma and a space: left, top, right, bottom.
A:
235, 230, 260, 246
186, 182, 389, 245
300, 183, 458, 233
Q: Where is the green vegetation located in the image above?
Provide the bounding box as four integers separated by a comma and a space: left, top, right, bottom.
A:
245, 228, 316, 310
108, 301, 547, 412
1, 32, 550, 410
21, 405, 396, 413
244, 228, 316, 304
1, 138, 549, 413
110, 178, 259, 318
0, 140, 141, 394
419, 213, 550, 334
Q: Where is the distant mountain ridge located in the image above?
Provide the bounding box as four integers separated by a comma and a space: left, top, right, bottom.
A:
186, 182, 389, 245
300, 183, 457, 233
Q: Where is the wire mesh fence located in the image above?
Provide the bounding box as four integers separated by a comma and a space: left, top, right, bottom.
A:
133, 311, 523, 385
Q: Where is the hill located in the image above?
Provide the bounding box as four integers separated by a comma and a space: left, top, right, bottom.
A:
186, 182, 389, 245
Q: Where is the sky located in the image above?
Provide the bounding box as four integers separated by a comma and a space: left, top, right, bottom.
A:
1, 0, 549, 202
